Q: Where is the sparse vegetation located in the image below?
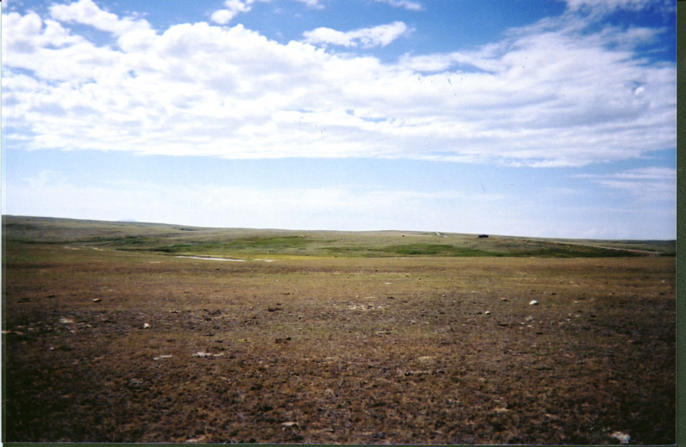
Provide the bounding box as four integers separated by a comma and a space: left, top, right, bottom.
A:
2, 216, 675, 443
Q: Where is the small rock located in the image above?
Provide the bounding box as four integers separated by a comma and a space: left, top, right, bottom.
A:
282, 421, 298, 428
59, 317, 74, 324
92, 298, 102, 303
611, 431, 631, 445
500, 297, 508, 302
193, 351, 224, 358
484, 310, 491, 315
142, 322, 151, 329
529, 300, 539, 306
153, 354, 173, 360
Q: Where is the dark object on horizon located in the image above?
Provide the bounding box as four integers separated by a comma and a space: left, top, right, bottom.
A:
478, 234, 489, 238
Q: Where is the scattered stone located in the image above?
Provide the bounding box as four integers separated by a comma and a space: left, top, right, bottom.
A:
142, 322, 151, 329
59, 317, 74, 324
500, 297, 508, 302
529, 300, 539, 306
417, 356, 435, 363
92, 298, 102, 303
484, 310, 491, 315
267, 306, 281, 312
153, 354, 173, 360
193, 351, 224, 358
282, 421, 299, 428
493, 406, 509, 414
611, 431, 631, 445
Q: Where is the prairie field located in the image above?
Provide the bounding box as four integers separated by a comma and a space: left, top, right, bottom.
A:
1, 216, 676, 444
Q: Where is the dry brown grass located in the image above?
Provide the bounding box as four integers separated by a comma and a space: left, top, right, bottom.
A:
2, 241, 675, 444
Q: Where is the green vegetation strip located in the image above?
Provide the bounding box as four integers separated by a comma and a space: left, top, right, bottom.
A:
3, 215, 673, 258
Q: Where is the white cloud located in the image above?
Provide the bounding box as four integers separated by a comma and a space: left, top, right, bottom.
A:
577, 167, 676, 202
565, 0, 673, 14
8, 171, 674, 238
49, 0, 153, 36
210, 0, 322, 24
374, 0, 423, 11
211, 9, 239, 25
303, 21, 409, 48
294, 0, 324, 9
6, 172, 508, 232
1, 1, 676, 167
211, 0, 253, 24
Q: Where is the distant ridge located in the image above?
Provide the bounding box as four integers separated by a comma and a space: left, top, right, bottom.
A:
2, 215, 675, 258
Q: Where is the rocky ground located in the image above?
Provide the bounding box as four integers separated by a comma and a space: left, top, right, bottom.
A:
3, 243, 675, 444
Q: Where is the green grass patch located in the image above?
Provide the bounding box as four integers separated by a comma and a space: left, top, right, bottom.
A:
371, 243, 495, 257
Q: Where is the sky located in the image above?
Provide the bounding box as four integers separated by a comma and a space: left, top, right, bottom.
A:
1, 0, 677, 239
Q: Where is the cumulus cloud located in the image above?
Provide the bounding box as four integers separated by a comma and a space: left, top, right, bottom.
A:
211, 0, 254, 25
303, 21, 409, 48
49, 0, 153, 36
1, 0, 675, 167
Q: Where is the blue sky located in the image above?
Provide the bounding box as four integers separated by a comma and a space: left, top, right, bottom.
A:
1, 0, 676, 238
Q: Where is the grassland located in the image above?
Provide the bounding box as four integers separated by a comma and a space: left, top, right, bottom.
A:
2, 215, 675, 258
2, 216, 676, 444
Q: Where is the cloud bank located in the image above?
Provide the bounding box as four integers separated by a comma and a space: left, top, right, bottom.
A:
2, 0, 675, 167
